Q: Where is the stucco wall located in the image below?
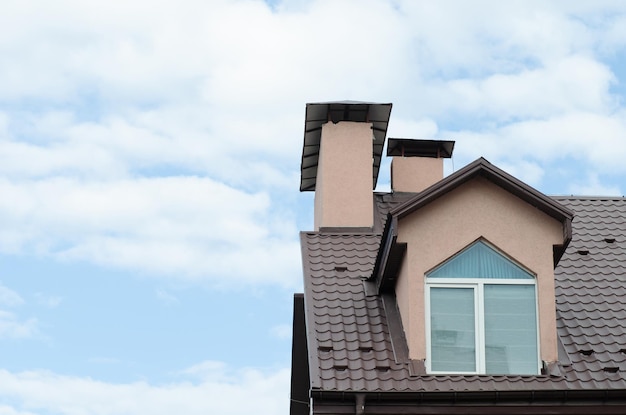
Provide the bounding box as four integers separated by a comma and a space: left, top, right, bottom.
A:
391, 157, 443, 193
314, 121, 373, 230
395, 176, 563, 364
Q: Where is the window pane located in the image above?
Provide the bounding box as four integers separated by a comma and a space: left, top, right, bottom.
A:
484, 285, 538, 374
430, 288, 475, 372
429, 241, 533, 279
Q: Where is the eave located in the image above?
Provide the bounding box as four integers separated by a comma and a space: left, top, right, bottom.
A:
311, 389, 626, 415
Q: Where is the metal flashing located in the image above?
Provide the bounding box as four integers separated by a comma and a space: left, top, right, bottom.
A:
381, 293, 410, 365
387, 138, 455, 158
299, 101, 392, 192
317, 226, 373, 234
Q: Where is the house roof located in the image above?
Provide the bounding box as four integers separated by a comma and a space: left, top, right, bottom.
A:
299, 101, 392, 192
299, 194, 626, 394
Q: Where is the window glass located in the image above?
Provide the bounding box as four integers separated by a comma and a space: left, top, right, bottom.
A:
430, 287, 475, 372
484, 284, 538, 374
429, 241, 533, 279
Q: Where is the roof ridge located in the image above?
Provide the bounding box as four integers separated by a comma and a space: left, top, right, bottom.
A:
551, 195, 626, 201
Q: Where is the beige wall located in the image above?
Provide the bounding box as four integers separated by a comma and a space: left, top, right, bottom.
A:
395, 177, 563, 364
391, 157, 443, 193
314, 121, 373, 230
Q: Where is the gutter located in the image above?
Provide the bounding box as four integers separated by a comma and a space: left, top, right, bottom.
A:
310, 389, 626, 414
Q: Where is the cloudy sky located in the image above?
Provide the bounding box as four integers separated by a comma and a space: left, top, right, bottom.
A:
1, 0, 625, 413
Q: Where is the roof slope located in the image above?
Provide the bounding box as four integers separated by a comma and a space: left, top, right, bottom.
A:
554, 197, 626, 388
300, 195, 626, 393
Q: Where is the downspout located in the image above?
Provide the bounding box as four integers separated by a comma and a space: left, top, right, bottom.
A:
355, 393, 366, 415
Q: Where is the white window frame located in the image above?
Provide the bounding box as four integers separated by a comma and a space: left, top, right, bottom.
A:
425, 277, 540, 375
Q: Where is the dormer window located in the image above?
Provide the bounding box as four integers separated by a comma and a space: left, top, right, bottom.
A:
425, 240, 539, 375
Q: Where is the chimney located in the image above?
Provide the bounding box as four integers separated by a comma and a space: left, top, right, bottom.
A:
387, 139, 455, 193
300, 102, 392, 230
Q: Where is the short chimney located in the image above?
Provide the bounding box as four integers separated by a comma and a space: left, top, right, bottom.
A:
299, 102, 392, 230
387, 139, 455, 193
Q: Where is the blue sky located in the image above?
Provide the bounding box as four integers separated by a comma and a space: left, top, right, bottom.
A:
1, 0, 626, 414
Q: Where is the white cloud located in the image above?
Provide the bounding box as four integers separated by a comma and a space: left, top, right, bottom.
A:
0, 176, 300, 287
447, 110, 626, 186
495, 160, 545, 188
0, 364, 290, 415
568, 173, 623, 196
428, 55, 616, 120
0, 311, 38, 339
0, 0, 623, 289
180, 360, 229, 382
503, 112, 626, 171
0, 405, 37, 415
0, 283, 24, 307
0, 284, 37, 340
388, 118, 439, 139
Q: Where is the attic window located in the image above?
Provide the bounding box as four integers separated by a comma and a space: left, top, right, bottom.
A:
426, 240, 539, 375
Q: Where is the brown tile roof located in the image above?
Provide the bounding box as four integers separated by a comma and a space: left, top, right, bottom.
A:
300, 194, 626, 393
554, 196, 626, 389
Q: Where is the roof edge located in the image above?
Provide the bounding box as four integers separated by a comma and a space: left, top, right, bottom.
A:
391, 157, 574, 223
299, 232, 322, 389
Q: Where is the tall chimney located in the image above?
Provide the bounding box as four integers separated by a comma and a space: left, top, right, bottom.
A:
387, 139, 454, 193
299, 102, 392, 231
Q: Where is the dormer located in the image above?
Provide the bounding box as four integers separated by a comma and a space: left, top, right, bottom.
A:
372, 158, 573, 374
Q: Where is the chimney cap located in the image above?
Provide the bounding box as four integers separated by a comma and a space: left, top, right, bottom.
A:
300, 101, 393, 192
387, 138, 455, 158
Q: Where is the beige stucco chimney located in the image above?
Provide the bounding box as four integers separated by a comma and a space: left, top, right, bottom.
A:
314, 122, 373, 229
299, 102, 392, 231
388, 139, 455, 193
